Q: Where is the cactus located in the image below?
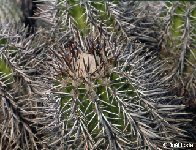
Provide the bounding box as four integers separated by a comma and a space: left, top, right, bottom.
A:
161, 2, 196, 107
0, 0, 195, 149
159, 1, 196, 142
48, 1, 193, 149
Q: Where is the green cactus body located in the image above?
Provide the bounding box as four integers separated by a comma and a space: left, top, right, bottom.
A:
161, 2, 196, 107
